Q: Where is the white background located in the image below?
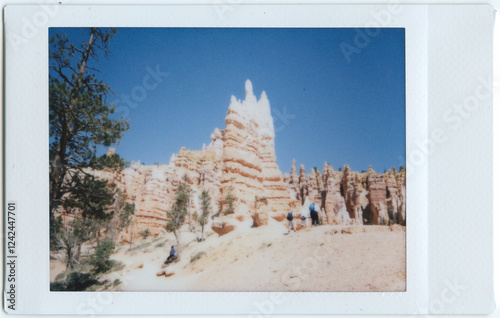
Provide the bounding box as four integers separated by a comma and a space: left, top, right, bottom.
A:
0, 1, 500, 318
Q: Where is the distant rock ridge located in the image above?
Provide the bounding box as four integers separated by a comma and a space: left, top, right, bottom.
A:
286, 159, 406, 225
83, 80, 406, 239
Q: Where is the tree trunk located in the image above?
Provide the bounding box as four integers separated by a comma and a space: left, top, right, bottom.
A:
66, 245, 74, 271
174, 231, 181, 258
75, 242, 82, 261
51, 30, 96, 211
129, 226, 133, 251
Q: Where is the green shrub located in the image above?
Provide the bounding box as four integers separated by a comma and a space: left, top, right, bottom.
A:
387, 209, 394, 221
54, 272, 66, 281
90, 239, 115, 273
113, 278, 122, 287
129, 240, 152, 253
72, 256, 93, 273
222, 192, 235, 215
155, 241, 166, 248
139, 228, 151, 240
50, 281, 66, 291
190, 251, 206, 263
50, 272, 99, 291
108, 260, 126, 272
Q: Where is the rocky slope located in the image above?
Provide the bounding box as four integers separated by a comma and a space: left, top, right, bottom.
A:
96, 222, 406, 292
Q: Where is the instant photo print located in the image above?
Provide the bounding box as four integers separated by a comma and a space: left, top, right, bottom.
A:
3, 2, 496, 316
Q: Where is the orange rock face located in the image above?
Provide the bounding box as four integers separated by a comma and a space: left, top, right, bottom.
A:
282, 162, 406, 227
367, 173, 388, 225
220, 80, 292, 226
384, 168, 406, 225
323, 167, 350, 225
211, 219, 236, 236
342, 165, 364, 224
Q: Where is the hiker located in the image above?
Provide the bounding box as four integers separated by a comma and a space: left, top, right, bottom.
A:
309, 203, 319, 226
167, 245, 176, 262
286, 209, 296, 233
300, 207, 308, 228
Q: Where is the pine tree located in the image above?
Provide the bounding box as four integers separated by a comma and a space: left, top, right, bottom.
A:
103, 189, 135, 242
49, 27, 129, 223
198, 190, 211, 240
58, 174, 113, 266
49, 28, 129, 265
55, 226, 77, 270
90, 239, 115, 273
71, 216, 100, 262
223, 192, 235, 215
166, 185, 190, 256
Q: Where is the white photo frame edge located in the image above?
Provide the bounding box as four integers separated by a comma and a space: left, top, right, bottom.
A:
2, 3, 494, 315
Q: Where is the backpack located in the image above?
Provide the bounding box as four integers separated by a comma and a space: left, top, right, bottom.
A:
287, 212, 293, 221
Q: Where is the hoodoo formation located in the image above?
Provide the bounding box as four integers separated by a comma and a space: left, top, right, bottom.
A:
87, 80, 406, 239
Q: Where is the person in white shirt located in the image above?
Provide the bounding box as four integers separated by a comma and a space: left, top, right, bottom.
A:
300, 208, 308, 228
286, 209, 296, 233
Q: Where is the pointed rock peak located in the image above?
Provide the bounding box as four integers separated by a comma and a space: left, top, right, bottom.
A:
245, 79, 256, 101
259, 90, 268, 102
291, 159, 297, 175
344, 164, 351, 173
169, 154, 177, 165
230, 95, 237, 104
299, 164, 306, 176
327, 165, 335, 175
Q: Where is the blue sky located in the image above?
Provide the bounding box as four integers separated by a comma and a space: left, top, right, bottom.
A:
49, 27, 405, 174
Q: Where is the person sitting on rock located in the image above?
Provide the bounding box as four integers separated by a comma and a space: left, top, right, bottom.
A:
167, 246, 176, 262
286, 209, 296, 233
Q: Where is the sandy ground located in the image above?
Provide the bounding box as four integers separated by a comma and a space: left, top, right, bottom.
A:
50, 220, 405, 292
190, 224, 406, 292
50, 259, 67, 282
